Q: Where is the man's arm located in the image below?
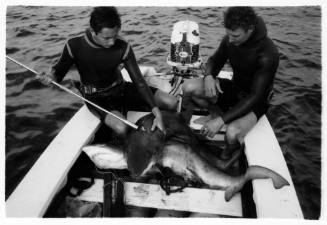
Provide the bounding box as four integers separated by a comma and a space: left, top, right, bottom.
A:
202, 37, 229, 98
123, 45, 165, 132
221, 55, 279, 123
38, 42, 74, 85
51, 42, 75, 82
205, 36, 229, 77
123, 46, 156, 109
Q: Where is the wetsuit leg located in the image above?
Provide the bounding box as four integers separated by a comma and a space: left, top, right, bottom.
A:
83, 94, 114, 120
220, 111, 257, 160
123, 82, 176, 111
82, 85, 129, 135
84, 97, 128, 135
182, 77, 216, 108
153, 89, 178, 111
103, 110, 129, 136
81, 82, 125, 120
182, 77, 203, 96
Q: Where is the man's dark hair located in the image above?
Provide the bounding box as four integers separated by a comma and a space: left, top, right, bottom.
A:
90, 7, 121, 33
223, 7, 257, 31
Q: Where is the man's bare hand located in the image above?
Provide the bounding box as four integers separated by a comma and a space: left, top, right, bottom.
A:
204, 75, 223, 99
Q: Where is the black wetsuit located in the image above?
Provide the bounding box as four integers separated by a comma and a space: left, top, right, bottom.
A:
52, 29, 156, 119
206, 17, 279, 123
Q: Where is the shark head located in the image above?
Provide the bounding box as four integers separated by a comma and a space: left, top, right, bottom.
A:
124, 114, 165, 177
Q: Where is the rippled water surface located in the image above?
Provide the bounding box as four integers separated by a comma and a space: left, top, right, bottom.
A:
5, 6, 321, 219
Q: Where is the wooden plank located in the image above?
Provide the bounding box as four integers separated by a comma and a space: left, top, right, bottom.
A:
76, 179, 242, 217
6, 105, 101, 217
244, 115, 303, 218
125, 182, 242, 216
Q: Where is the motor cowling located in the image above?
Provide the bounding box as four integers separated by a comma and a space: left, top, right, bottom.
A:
167, 20, 202, 72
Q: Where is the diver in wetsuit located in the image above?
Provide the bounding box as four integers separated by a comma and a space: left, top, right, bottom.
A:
183, 7, 279, 158
39, 7, 178, 135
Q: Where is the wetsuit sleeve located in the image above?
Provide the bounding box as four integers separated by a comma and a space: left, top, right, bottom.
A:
222, 54, 279, 123
205, 36, 229, 77
52, 42, 74, 82
123, 46, 156, 108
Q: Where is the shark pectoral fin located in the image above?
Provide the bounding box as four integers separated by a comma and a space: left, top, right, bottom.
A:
82, 144, 127, 169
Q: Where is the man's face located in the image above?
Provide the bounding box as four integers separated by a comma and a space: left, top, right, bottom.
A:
92, 26, 120, 48
226, 27, 253, 46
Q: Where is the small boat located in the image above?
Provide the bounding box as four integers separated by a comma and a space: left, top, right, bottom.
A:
6, 66, 303, 218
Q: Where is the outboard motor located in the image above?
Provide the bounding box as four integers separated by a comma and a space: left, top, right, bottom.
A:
167, 20, 202, 77
144, 21, 204, 100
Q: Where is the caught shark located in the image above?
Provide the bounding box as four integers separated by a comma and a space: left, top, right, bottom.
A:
83, 111, 289, 201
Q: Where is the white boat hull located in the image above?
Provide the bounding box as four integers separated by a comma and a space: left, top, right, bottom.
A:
6, 66, 303, 218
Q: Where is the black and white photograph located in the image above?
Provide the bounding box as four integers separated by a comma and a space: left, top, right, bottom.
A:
2, 0, 325, 222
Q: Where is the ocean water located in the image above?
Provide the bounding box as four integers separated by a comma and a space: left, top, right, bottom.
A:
5, 6, 321, 219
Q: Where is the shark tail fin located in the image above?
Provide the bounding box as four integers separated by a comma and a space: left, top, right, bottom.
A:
224, 165, 290, 201
245, 165, 290, 189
